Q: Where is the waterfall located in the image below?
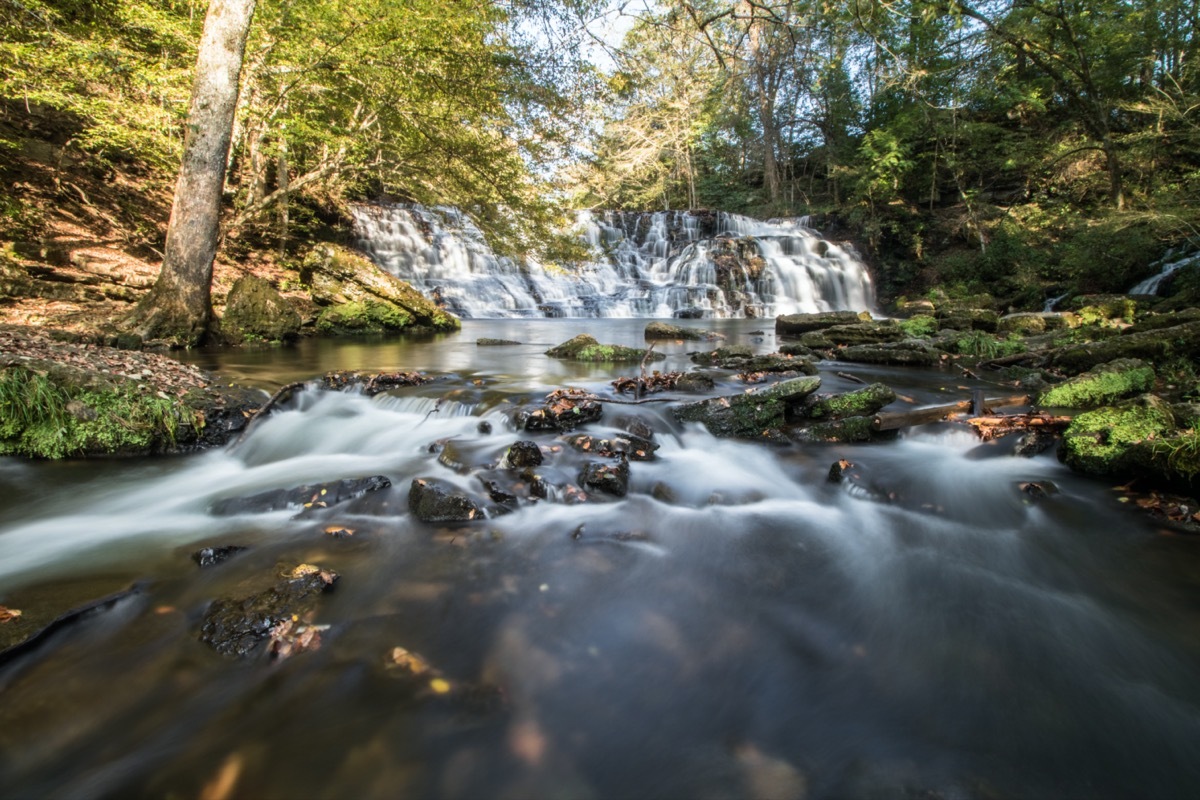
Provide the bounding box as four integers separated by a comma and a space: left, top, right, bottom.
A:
1130, 251, 1200, 296
350, 204, 875, 319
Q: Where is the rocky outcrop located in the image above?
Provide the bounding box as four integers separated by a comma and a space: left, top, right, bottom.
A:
301, 244, 460, 334
408, 478, 484, 522
199, 564, 339, 658
1038, 359, 1155, 409
775, 311, 867, 336
219, 275, 301, 344
1048, 320, 1200, 374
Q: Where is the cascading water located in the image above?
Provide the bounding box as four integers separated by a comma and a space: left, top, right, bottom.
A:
1129, 250, 1200, 295
350, 205, 875, 319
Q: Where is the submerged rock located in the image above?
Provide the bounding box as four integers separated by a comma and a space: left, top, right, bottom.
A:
644, 321, 722, 341
192, 546, 249, 568
211, 475, 392, 516
408, 478, 484, 522
476, 338, 522, 346
672, 376, 821, 438
199, 565, 338, 659
790, 416, 877, 443
219, 275, 301, 344
775, 311, 867, 336
1038, 359, 1155, 409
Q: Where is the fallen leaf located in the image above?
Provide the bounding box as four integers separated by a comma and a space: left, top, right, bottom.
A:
429, 677, 452, 694
0, 606, 22, 623
390, 646, 431, 675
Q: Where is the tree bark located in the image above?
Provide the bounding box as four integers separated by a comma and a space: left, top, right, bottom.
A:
126, 0, 258, 346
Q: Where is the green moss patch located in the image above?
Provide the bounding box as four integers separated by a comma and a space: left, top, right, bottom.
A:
546, 334, 663, 363
0, 365, 192, 459
898, 315, 938, 338
1039, 359, 1155, 409
1060, 397, 1175, 476
315, 301, 412, 335
804, 382, 896, 420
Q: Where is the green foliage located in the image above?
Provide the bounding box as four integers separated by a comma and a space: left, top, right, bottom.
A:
1151, 429, 1200, 478
952, 331, 1026, 359
897, 315, 938, 338
1039, 361, 1156, 408
0, 365, 184, 458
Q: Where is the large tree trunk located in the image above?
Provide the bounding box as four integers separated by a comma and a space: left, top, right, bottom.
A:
126, 0, 257, 346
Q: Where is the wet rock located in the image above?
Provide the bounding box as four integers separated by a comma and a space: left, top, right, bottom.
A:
1059, 395, 1175, 477
579, 455, 630, 497
775, 311, 868, 336
1014, 429, 1059, 457
674, 308, 705, 319
1038, 358, 1155, 409
789, 416, 877, 443
996, 312, 1074, 335
192, 546, 249, 568
301, 244, 460, 333
798, 320, 905, 347
211, 475, 392, 516
523, 388, 603, 432
618, 417, 656, 440
644, 321, 722, 341
836, 341, 944, 367
504, 440, 544, 468
565, 432, 659, 461
692, 346, 817, 375
479, 479, 518, 508
318, 370, 427, 395
675, 372, 716, 392
672, 376, 822, 438
476, 338, 522, 346
827, 458, 854, 483
803, 383, 896, 420
545, 334, 663, 363
408, 478, 484, 523
219, 275, 301, 344
1048, 320, 1200, 374
477, 420, 493, 434
199, 564, 338, 658
691, 345, 752, 365
778, 343, 816, 358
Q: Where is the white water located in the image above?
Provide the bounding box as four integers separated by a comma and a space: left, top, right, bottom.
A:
350, 205, 874, 319
1130, 251, 1200, 295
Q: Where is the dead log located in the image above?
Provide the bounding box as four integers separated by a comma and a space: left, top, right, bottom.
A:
966, 413, 1072, 441
872, 394, 1030, 431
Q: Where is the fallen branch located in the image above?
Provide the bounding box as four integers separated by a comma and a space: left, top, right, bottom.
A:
233, 381, 307, 445
966, 413, 1072, 441
873, 393, 1030, 431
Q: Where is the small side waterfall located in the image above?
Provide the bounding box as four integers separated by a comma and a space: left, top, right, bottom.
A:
350, 205, 875, 319
1130, 251, 1200, 296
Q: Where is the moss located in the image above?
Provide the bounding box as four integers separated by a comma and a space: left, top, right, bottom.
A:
898, 315, 938, 338
546, 334, 662, 363
315, 301, 412, 334
1060, 397, 1175, 476
952, 331, 1026, 358
672, 376, 822, 438
805, 382, 896, 420
1151, 428, 1200, 480
220, 275, 301, 344
791, 415, 876, 443
0, 365, 191, 459
1039, 359, 1155, 409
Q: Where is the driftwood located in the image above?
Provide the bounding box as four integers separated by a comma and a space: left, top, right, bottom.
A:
836, 371, 868, 384
872, 394, 1030, 431
965, 413, 1072, 441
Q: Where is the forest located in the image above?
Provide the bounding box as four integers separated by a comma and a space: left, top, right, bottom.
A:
4, 0, 1200, 312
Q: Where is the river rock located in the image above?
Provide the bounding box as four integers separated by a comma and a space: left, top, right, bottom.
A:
545, 334, 663, 363
836, 341, 944, 366
211, 475, 392, 516
691, 345, 752, 365
192, 545, 249, 568
199, 564, 338, 658
408, 478, 484, 522
1038, 359, 1155, 409
476, 338, 522, 346
1059, 395, 1176, 477
799, 320, 905, 348
1048, 320, 1200, 374
789, 416, 877, 443
644, 321, 722, 341
579, 455, 630, 497
775, 311, 867, 336
672, 375, 821, 438
936, 308, 1000, 333
504, 440, 544, 468
219, 275, 301, 344
996, 312, 1072, 335
565, 432, 659, 461
802, 383, 896, 420
675, 371, 716, 392
301, 244, 460, 334
523, 388, 603, 432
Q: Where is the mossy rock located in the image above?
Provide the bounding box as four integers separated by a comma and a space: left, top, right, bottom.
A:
897, 315, 938, 339
803, 382, 896, 420
301, 244, 459, 333
935, 308, 1000, 333
315, 301, 415, 334
644, 321, 718, 341
1059, 395, 1175, 476
799, 320, 904, 347
672, 376, 822, 438
219, 275, 301, 344
995, 312, 1078, 335
1066, 294, 1140, 323
1048, 320, 1200, 374
546, 334, 662, 363
837, 341, 944, 366
789, 415, 877, 443
691, 345, 753, 365
775, 311, 868, 336
1039, 359, 1155, 409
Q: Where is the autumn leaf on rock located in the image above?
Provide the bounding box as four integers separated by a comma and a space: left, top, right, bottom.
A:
0, 606, 22, 623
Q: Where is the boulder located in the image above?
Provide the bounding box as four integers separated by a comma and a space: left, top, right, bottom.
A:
408, 478, 484, 522
798, 320, 905, 347
691, 345, 753, 365
789, 416, 877, 443
803, 383, 897, 420
644, 321, 722, 341
996, 312, 1073, 336
211, 476, 392, 516
199, 564, 338, 658
836, 341, 944, 367
1038, 359, 1155, 409
675, 372, 716, 392
522, 388, 603, 432
545, 334, 663, 363
775, 311, 868, 336
503, 440, 544, 468
579, 455, 630, 497
565, 432, 658, 461
1059, 395, 1175, 477
219, 275, 301, 343
476, 338, 522, 346
936, 308, 1000, 333
691, 347, 817, 375
301, 244, 460, 333
672, 376, 822, 438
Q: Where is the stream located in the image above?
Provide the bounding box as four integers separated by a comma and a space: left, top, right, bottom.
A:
2, 319, 1200, 799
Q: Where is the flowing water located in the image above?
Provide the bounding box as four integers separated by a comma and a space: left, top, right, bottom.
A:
2, 320, 1200, 799
351, 206, 875, 319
